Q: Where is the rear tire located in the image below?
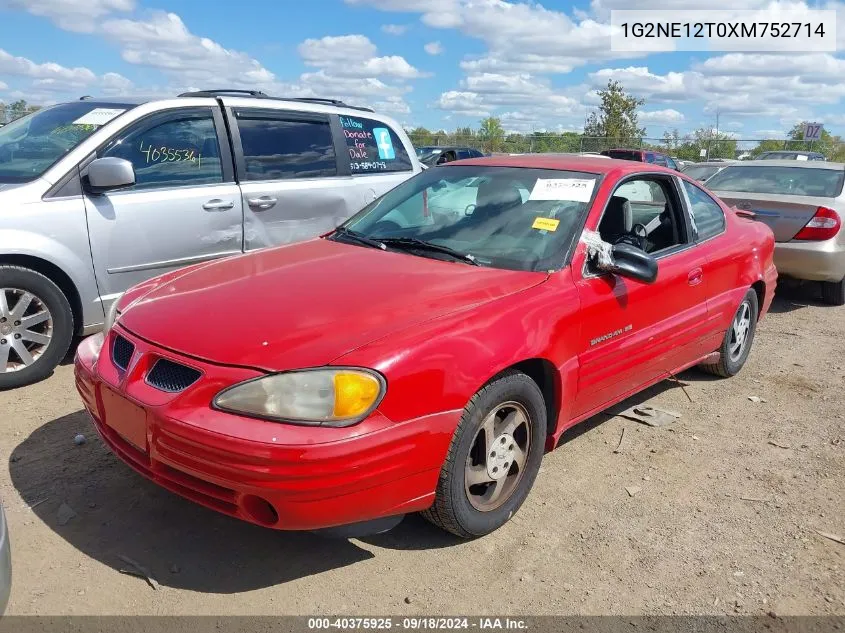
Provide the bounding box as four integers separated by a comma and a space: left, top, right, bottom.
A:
422, 370, 546, 538
699, 288, 758, 378
0, 266, 74, 390
821, 277, 845, 306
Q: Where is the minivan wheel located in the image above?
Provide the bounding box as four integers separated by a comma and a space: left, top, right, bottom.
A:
422, 370, 546, 538
821, 277, 845, 306
699, 288, 758, 378
0, 266, 73, 390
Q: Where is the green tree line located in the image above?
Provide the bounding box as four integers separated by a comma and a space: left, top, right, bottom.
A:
406, 80, 845, 161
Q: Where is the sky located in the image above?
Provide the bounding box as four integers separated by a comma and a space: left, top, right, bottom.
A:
1, 0, 844, 140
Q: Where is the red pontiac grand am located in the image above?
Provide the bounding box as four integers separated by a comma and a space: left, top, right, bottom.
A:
75, 155, 777, 538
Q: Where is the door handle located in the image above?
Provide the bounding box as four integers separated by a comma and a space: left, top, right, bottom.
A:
688, 268, 703, 286
247, 196, 278, 211
202, 199, 234, 212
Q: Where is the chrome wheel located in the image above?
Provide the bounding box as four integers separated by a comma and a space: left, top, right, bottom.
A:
728, 300, 751, 362
464, 401, 531, 512
0, 288, 53, 373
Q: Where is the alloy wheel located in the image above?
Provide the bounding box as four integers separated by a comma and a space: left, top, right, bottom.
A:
464, 401, 532, 512
728, 300, 751, 362
0, 288, 54, 373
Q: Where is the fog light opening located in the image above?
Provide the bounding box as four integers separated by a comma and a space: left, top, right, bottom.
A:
241, 495, 279, 527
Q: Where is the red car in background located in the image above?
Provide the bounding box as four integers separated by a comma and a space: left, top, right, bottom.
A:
75, 156, 776, 538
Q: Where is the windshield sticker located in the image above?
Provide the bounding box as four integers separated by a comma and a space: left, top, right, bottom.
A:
532, 217, 560, 231
72, 108, 126, 126
529, 178, 595, 202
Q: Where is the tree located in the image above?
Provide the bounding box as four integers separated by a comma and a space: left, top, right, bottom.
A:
478, 116, 505, 152
661, 129, 681, 154
785, 122, 834, 156
749, 139, 787, 157
583, 80, 645, 147
408, 126, 434, 147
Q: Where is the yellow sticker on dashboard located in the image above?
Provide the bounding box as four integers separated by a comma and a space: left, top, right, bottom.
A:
532, 217, 560, 231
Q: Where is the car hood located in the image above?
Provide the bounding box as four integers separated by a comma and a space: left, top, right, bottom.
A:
119, 238, 547, 371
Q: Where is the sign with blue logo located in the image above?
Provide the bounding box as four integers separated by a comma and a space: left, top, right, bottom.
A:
372, 127, 396, 160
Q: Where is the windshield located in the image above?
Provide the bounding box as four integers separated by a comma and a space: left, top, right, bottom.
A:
0, 101, 134, 184
338, 165, 600, 272
682, 164, 721, 182
706, 165, 844, 197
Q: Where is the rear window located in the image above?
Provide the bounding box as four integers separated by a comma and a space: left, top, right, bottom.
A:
682, 165, 721, 182
706, 165, 844, 197
235, 111, 337, 181
602, 150, 642, 162
340, 115, 412, 174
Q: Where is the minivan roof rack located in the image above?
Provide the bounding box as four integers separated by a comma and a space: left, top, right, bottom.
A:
177, 89, 374, 112
178, 89, 269, 98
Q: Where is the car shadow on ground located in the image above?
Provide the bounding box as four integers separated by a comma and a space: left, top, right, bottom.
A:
767, 280, 828, 314
9, 410, 384, 594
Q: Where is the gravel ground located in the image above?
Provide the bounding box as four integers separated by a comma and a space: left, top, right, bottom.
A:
0, 283, 842, 616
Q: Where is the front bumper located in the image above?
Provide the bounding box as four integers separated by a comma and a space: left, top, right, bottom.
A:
74, 328, 457, 532
774, 237, 845, 283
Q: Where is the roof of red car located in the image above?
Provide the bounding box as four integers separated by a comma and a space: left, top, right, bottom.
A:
448, 154, 678, 177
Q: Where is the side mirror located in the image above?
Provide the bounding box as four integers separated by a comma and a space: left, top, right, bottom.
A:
598, 242, 658, 284
85, 157, 135, 194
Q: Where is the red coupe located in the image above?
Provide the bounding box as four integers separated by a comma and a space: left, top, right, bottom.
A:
75, 156, 777, 538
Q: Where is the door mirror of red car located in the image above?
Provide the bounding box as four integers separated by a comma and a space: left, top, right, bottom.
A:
598, 243, 658, 284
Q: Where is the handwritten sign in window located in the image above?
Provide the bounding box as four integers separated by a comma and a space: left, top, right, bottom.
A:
340, 116, 411, 174
139, 141, 203, 168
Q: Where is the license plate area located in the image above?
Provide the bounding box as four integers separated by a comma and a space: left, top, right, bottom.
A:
101, 387, 148, 453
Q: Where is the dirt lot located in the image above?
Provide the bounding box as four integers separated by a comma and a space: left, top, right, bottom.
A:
0, 283, 843, 616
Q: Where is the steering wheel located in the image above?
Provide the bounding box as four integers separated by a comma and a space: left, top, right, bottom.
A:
613, 223, 648, 250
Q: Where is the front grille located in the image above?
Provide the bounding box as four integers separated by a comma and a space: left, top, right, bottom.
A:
112, 335, 134, 371
146, 358, 202, 393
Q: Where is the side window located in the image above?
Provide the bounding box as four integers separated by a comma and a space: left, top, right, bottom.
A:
339, 115, 412, 174
235, 112, 337, 181
599, 177, 687, 255
645, 152, 655, 164
682, 180, 726, 240
666, 157, 678, 170
100, 110, 223, 190
457, 149, 471, 160
654, 154, 668, 167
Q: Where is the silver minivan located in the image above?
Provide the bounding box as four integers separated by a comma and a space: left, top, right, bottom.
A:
0, 90, 421, 388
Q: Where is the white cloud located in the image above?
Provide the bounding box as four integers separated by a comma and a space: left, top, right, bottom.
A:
0, 0, 134, 32
0, 48, 96, 84
639, 109, 685, 124
371, 95, 412, 114
589, 67, 689, 102
424, 41, 444, 55
298, 35, 425, 78
102, 11, 275, 86
381, 24, 409, 35
0, 49, 133, 101
299, 34, 377, 66
0, 80, 7, 91
436, 91, 491, 117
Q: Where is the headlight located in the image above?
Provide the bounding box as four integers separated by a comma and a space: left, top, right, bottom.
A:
104, 293, 124, 332
213, 368, 385, 426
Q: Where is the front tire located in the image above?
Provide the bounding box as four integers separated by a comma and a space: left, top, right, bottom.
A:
821, 277, 845, 306
699, 288, 758, 378
0, 266, 74, 390
422, 370, 546, 538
